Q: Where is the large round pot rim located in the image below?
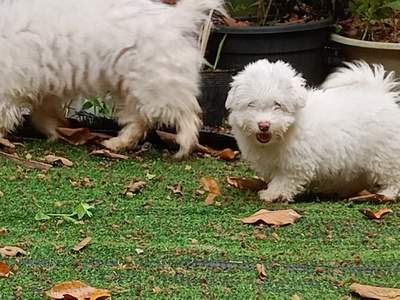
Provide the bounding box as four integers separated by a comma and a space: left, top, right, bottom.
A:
331, 33, 400, 50
213, 17, 333, 34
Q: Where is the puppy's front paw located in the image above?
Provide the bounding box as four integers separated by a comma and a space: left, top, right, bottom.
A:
258, 189, 289, 203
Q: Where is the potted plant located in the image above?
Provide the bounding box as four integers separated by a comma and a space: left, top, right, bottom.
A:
330, 0, 400, 73
199, 33, 236, 127
205, 0, 334, 86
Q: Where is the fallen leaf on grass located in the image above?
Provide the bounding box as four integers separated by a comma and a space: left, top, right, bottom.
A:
72, 237, 92, 252
349, 190, 395, 203
200, 177, 221, 205
0, 261, 10, 277
227, 176, 268, 191
90, 149, 129, 160
212, 148, 238, 161
46, 280, 111, 300
0, 246, 26, 257
168, 183, 183, 196
0, 137, 15, 149
44, 155, 73, 167
0, 151, 52, 171
256, 263, 267, 282
350, 282, 400, 300
359, 208, 393, 220
241, 209, 301, 226
124, 179, 146, 197
57, 127, 112, 146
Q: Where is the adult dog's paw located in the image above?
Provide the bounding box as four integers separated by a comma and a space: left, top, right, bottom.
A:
258, 189, 289, 203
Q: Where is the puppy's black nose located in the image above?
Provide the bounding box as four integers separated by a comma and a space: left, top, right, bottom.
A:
258, 121, 270, 132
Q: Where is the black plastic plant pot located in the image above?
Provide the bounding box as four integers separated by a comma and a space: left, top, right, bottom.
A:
198, 69, 234, 127
206, 18, 333, 86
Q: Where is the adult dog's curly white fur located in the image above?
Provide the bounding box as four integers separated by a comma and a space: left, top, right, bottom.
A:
0, 0, 223, 158
227, 59, 400, 202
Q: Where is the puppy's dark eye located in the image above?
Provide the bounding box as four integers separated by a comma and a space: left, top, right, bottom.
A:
273, 102, 282, 110
248, 102, 256, 108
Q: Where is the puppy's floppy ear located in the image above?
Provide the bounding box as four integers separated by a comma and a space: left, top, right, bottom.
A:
225, 85, 237, 111
290, 73, 307, 109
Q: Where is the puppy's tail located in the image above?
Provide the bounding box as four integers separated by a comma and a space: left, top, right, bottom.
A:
322, 60, 400, 94
173, 0, 225, 27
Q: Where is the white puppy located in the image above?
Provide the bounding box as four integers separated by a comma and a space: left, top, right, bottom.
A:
227, 59, 400, 202
0, 0, 223, 158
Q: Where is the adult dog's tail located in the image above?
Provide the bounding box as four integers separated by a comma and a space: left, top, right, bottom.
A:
322, 61, 399, 95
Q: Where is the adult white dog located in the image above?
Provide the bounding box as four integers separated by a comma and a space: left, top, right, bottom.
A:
0, 0, 223, 158
227, 59, 400, 202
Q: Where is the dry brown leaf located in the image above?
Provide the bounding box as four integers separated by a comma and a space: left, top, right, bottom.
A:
46, 280, 111, 300
350, 282, 400, 300
241, 209, 301, 226
0, 261, 10, 277
57, 127, 92, 145
90, 149, 129, 160
227, 176, 268, 191
0, 227, 8, 236
256, 263, 267, 282
204, 193, 218, 205
349, 190, 395, 203
0, 246, 26, 257
222, 16, 250, 27
57, 127, 112, 146
124, 179, 146, 196
72, 237, 92, 252
200, 177, 221, 195
161, 0, 176, 4
168, 183, 183, 196
213, 148, 238, 161
200, 177, 221, 205
45, 155, 73, 167
0, 151, 52, 171
359, 208, 393, 220
0, 137, 15, 149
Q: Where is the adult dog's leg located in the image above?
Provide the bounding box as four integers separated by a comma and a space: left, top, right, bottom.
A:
30, 95, 68, 141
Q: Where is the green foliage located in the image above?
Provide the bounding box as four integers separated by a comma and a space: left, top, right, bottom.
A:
204, 34, 227, 71
349, 0, 400, 23
71, 202, 95, 220
34, 202, 95, 224
81, 96, 113, 117
226, 0, 329, 26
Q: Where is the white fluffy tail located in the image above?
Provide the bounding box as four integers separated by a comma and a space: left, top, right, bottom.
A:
322, 61, 400, 94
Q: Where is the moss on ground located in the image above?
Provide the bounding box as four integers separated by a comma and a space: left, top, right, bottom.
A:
0, 140, 399, 299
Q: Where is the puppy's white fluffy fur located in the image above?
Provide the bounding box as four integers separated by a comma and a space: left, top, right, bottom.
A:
0, 0, 223, 158
227, 59, 400, 202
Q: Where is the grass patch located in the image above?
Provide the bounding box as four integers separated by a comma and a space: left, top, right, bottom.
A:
1, 140, 400, 299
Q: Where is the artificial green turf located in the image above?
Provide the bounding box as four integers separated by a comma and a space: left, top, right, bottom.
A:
0, 140, 399, 299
